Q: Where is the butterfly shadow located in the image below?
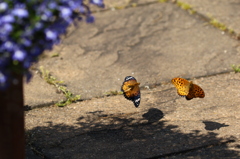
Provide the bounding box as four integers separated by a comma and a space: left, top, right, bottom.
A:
142, 108, 164, 123
202, 121, 229, 131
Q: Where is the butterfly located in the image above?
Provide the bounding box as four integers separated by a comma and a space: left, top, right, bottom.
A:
171, 77, 205, 100
121, 76, 141, 107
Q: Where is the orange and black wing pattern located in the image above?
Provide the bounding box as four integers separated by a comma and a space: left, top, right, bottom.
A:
171, 78, 191, 96
186, 83, 205, 100
121, 76, 141, 107
171, 77, 205, 100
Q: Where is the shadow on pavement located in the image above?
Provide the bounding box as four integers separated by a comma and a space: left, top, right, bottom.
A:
202, 121, 229, 131
142, 108, 164, 123
26, 108, 239, 159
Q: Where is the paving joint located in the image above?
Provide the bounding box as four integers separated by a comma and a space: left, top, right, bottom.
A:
24, 70, 235, 111
173, 0, 240, 40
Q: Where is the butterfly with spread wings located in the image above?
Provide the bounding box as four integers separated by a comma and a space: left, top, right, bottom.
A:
121, 76, 141, 107
171, 77, 205, 100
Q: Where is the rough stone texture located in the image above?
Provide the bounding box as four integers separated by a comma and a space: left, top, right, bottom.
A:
25, 73, 240, 158
180, 0, 240, 34
33, 2, 240, 102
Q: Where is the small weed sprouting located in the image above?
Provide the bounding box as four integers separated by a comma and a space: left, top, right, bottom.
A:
114, 6, 126, 10
208, 17, 236, 36
105, 90, 123, 96
231, 64, 240, 73
55, 86, 81, 107
39, 66, 81, 106
174, 1, 237, 38
131, 3, 137, 7
39, 66, 64, 85
158, 0, 168, 3
209, 18, 227, 31
228, 29, 234, 34
176, 1, 196, 14
51, 52, 59, 57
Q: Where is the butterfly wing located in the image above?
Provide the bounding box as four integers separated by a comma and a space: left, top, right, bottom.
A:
186, 84, 205, 100
171, 78, 191, 96
121, 76, 137, 100
121, 76, 141, 107
131, 83, 141, 107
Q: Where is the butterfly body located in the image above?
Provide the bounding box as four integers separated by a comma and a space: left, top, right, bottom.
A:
121, 76, 141, 107
171, 77, 205, 100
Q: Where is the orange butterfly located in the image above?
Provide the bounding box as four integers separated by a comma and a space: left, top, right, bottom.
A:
121, 76, 141, 107
171, 77, 205, 100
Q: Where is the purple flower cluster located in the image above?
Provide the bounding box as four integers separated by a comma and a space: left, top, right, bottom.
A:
0, 0, 104, 90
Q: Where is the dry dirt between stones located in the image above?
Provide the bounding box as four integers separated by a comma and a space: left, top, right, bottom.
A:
25, 1, 240, 158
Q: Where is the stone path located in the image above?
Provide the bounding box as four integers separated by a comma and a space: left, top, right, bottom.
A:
25, 0, 240, 158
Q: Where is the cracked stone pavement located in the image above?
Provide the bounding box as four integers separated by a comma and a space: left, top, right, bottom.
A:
25, 0, 240, 158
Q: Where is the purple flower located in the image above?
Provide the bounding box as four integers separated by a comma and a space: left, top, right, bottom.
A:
22, 27, 34, 37
30, 46, 43, 56
35, 22, 44, 30
90, 0, 105, 7
0, 72, 7, 83
86, 15, 95, 23
45, 29, 57, 40
0, 23, 13, 35
3, 41, 14, 51
78, 5, 85, 13
68, 0, 83, 10
12, 8, 29, 18
48, 2, 57, 9
21, 38, 31, 47
0, 2, 8, 12
0, 0, 105, 90
59, 6, 72, 22
0, 15, 14, 23
60, 7, 72, 18
0, 71, 7, 89
41, 9, 53, 21
13, 49, 26, 61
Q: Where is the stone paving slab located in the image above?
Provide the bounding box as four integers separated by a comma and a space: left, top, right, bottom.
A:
25, 73, 240, 158
25, 2, 240, 108
180, 0, 240, 35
